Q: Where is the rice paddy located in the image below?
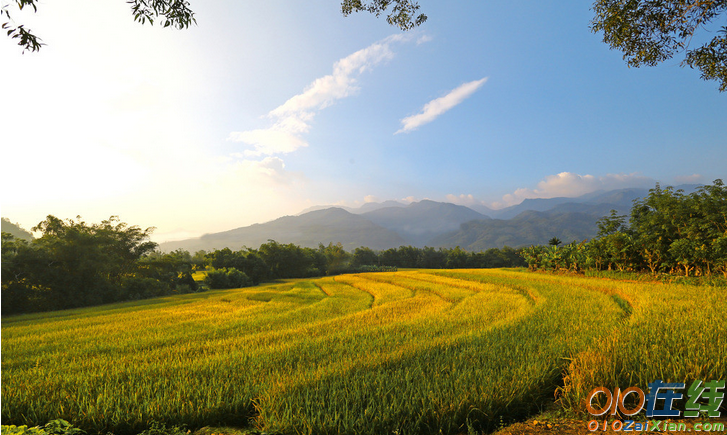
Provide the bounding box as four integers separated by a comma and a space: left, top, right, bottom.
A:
2, 269, 725, 434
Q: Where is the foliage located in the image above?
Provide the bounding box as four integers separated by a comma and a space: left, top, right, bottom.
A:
3, 0, 425, 53
1, 216, 198, 315
2, 270, 724, 434
341, 0, 427, 30
2, 0, 195, 52
0, 420, 85, 435
203, 268, 251, 289
136, 421, 188, 435
591, 0, 727, 91
525, 180, 727, 277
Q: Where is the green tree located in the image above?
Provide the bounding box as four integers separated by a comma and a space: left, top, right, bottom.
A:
2, 0, 195, 52
591, 0, 727, 91
351, 246, 379, 267
319, 242, 351, 274
341, 0, 427, 31
548, 237, 562, 247
1, 215, 166, 314
4, 0, 426, 53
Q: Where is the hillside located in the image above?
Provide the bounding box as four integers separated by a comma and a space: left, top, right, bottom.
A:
159, 185, 700, 253
431, 209, 602, 250
1, 218, 33, 241
160, 207, 406, 252
361, 199, 490, 247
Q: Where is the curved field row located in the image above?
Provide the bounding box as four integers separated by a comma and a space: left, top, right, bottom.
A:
2, 269, 725, 435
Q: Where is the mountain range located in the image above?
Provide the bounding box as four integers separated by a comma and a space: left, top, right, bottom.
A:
160, 185, 700, 253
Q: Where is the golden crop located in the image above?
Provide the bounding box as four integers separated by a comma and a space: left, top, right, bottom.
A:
2, 269, 724, 435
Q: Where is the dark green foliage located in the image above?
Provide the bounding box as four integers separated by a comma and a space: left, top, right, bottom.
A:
2, 0, 195, 52
203, 268, 252, 289
204, 247, 268, 284
370, 245, 526, 269
42, 420, 85, 435
524, 180, 727, 277
351, 246, 379, 267
1, 216, 199, 315
258, 240, 324, 279
136, 422, 188, 435
341, 0, 427, 31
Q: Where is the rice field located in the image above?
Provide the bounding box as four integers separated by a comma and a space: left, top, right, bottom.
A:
2, 269, 725, 434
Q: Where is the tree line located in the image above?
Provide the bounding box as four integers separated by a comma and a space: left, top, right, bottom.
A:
1, 216, 526, 315
522, 180, 727, 277
202, 242, 526, 290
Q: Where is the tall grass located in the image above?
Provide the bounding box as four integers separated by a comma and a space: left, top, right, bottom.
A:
2, 269, 725, 434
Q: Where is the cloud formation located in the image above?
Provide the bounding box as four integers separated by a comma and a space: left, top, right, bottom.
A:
673, 174, 703, 184
396, 77, 488, 134
493, 172, 655, 208
229, 34, 413, 156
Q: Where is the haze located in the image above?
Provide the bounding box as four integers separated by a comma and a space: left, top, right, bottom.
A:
1, 1, 725, 243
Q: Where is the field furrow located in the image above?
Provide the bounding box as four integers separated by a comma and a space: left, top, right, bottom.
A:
2, 269, 725, 435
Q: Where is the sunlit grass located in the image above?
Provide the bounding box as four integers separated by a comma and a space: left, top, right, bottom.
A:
2, 269, 725, 434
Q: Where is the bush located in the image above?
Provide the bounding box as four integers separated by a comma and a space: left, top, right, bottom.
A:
1, 420, 85, 435
204, 268, 252, 289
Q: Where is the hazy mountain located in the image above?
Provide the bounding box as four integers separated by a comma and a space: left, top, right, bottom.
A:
159, 185, 701, 253
431, 209, 600, 251
490, 197, 579, 219
355, 200, 406, 214
361, 200, 489, 247
160, 208, 407, 252
467, 203, 497, 216
1, 218, 33, 241
297, 200, 405, 216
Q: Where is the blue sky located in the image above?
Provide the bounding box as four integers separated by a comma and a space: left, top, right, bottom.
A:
1, 0, 725, 242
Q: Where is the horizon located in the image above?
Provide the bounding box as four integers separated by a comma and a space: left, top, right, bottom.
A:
2, 1, 725, 244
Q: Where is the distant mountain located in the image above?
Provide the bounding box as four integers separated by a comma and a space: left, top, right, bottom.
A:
431, 209, 600, 251
361, 200, 489, 247
355, 200, 406, 214
297, 200, 405, 216
467, 203, 497, 216
159, 185, 701, 253
160, 208, 407, 252
1, 218, 33, 241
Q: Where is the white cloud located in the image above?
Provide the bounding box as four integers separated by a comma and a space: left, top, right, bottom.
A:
445, 193, 477, 206
396, 77, 488, 134
673, 174, 703, 184
492, 172, 655, 208
228, 129, 308, 157
417, 34, 433, 45
230, 34, 412, 155
364, 195, 379, 203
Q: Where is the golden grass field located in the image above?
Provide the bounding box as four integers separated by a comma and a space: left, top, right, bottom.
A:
2, 269, 725, 434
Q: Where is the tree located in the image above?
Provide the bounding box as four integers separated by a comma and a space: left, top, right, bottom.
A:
2, 0, 195, 52
3, 0, 426, 53
548, 237, 562, 247
591, 0, 727, 91
1, 215, 171, 314
351, 246, 379, 267
341, 0, 427, 31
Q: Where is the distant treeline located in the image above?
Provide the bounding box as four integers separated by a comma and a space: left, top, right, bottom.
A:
203, 243, 526, 289
522, 180, 727, 277
1, 216, 525, 315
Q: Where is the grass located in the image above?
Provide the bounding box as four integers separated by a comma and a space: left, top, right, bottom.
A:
2, 269, 725, 434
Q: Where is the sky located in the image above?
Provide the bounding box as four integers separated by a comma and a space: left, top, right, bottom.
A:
1, 0, 725, 243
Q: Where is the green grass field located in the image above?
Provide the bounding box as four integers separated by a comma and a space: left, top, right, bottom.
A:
2, 269, 725, 434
